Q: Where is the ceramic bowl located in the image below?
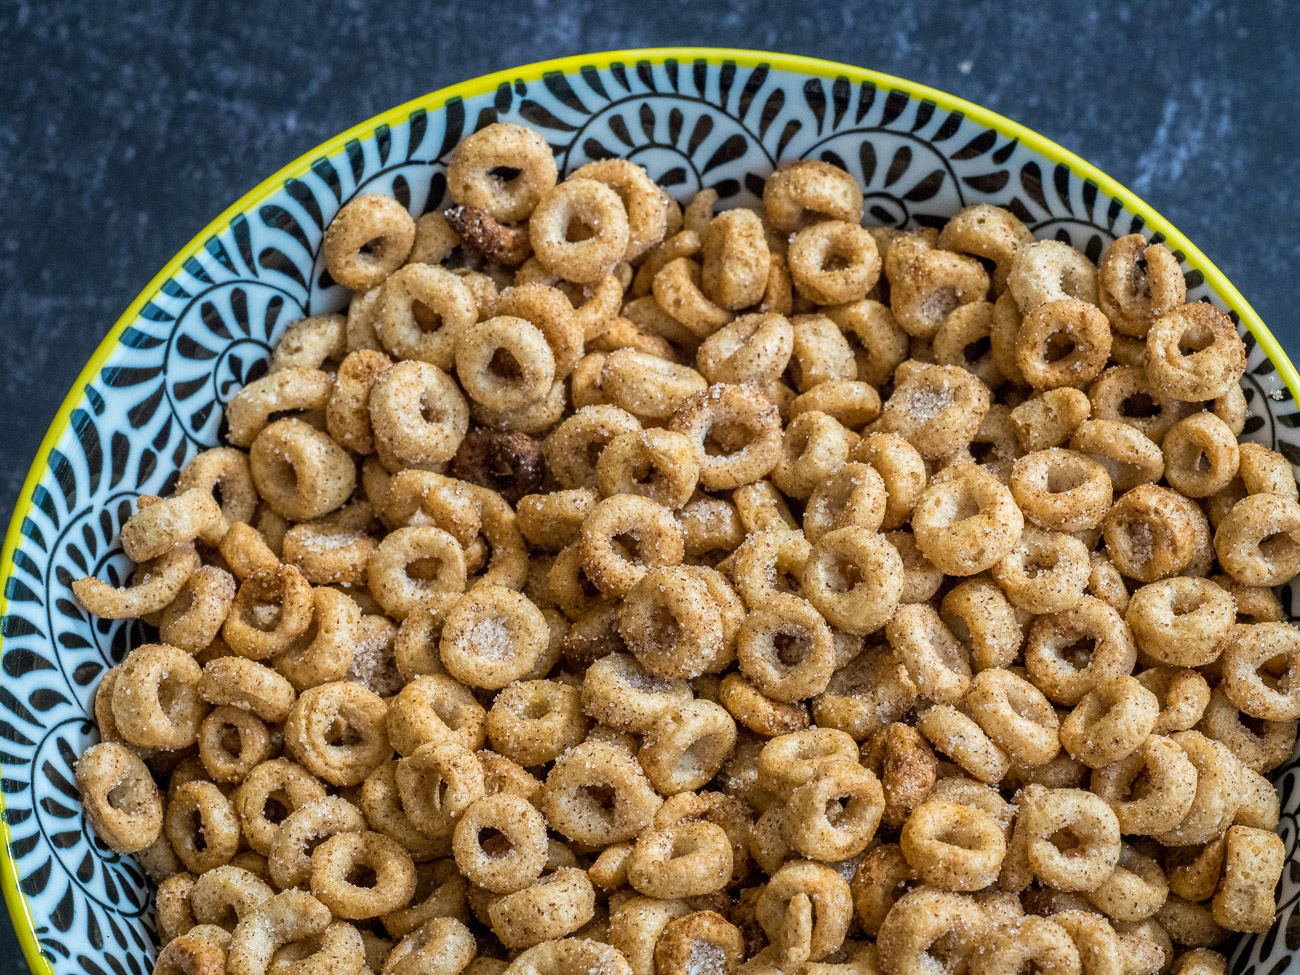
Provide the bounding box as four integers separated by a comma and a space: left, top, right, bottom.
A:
2, 48, 1298, 975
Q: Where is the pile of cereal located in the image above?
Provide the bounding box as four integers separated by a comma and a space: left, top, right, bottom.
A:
71, 121, 1300, 975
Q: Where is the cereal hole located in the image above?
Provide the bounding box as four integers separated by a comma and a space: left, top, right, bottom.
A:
411, 299, 443, 333
774, 628, 812, 667
488, 347, 524, 381
345, 863, 379, 889
919, 286, 960, 323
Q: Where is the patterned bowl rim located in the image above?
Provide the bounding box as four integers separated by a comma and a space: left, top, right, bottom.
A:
2, 46, 1297, 975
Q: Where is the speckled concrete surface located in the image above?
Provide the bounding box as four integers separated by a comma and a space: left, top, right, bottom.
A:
0, 0, 1297, 965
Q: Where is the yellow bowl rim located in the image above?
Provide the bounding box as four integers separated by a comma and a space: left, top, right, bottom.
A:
1, 46, 1294, 975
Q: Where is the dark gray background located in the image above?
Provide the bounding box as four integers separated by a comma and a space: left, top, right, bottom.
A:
0, 0, 1298, 968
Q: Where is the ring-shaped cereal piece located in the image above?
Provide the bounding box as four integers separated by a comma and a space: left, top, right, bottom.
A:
601, 348, 709, 422
1144, 303, 1246, 402
1150, 731, 1244, 847
220, 565, 315, 661
669, 383, 784, 490
1098, 234, 1187, 337
885, 604, 972, 706
1213, 492, 1300, 586
879, 362, 992, 460
1238, 441, 1299, 500
493, 282, 585, 378
1199, 685, 1295, 772
719, 672, 810, 737
540, 740, 661, 846
1089, 734, 1197, 837
200, 656, 296, 724
784, 758, 885, 862
369, 360, 470, 471
387, 676, 488, 759
323, 194, 416, 292
1088, 365, 1188, 446
1024, 597, 1138, 706
308, 829, 417, 919
446, 123, 557, 223
112, 643, 208, 749
438, 585, 548, 689
453, 315, 556, 413
177, 447, 259, 543
1010, 448, 1112, 532
654, 911, 744, 975
801, 526, 903, 635
393, 739, 485, 841
940, 577, 1022, 672
530, 178, 630, 284
1211, 825, 1285, 934
197, 706, 273, 784
1021, 786, 1121, 892
803, 463, 887, 544
542, 405, 641, 490
75, 741, 163, 854
1059, 676, 1159, 768
937, 203, 1035, 294
1221, 622, 1300, 720
965, 667, 1060, 767
285, 681, 390, 786
570, 158, 670, 261
230, 759, 327, 860
825, 299, 909, 387
850, 433, 927, 530
1085, 845, 1169, 922
1015, 298, 1112, 390
1008, 238, 1100, 311
580, 494, 684, 597
1103, 484, 1200, 583
486, 679, 587, 766
900, 799, 1006, 891
165, 780, 241, 875
1137, 666, 1211, 735
1125, 577, 1234, 667
188, 865, 272, 931
757, 728, 859, 801
911, 464, 1024, 576
248, 417, 355, 522
267, 796, 366, 890
737, 593, 836, 703
1069, 419, 1164, 494
970, 916, 1082, 975
161, 565, 238, 653
226, 889, 333, 975
120, 489, 221, 564
771, 411, 859, 501
763, 160, 863, 233
991, 526, 1090, 615
617, 566, 727, 680
595, 429, 700, 509
507, 935, 633, 975
374, 263, 478, 369
639, 699, 738, 795
932, 301, 1004, 389
787, 221, 881, 305
756, 860, 854, 962
1010, 387, 1092, 453
452, 792, 548, 894
697, 312, 794, 386
366, 525, 467, 622
626, 820, 733, 898
269, 313, 345, 373
580, 651, 693, 734
915, 705, 1011, 785
885, 235, 992, 340
701, 207, 771, 310
273, 586, 362, 691
876, 887, 987, 975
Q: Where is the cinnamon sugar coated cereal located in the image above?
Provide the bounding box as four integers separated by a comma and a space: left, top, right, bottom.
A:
74, 122, 1293, 975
